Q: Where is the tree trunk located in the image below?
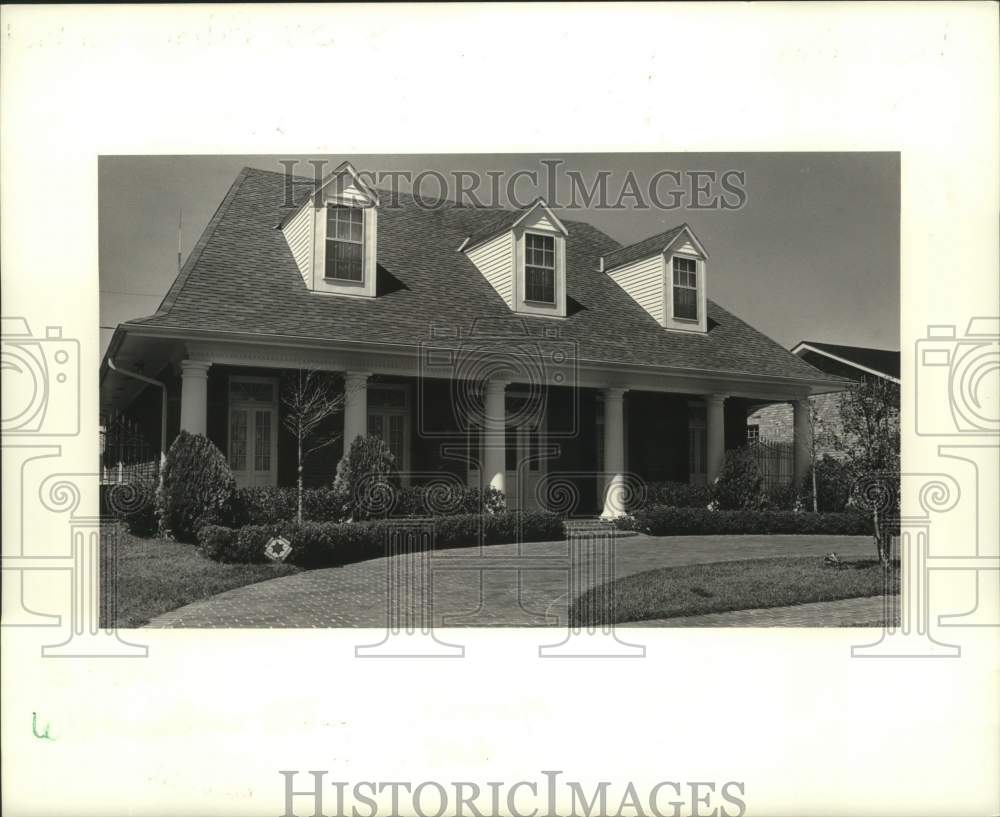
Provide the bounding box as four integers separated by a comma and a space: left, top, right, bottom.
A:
811, 463, 818, 513
297, 437, 303, 525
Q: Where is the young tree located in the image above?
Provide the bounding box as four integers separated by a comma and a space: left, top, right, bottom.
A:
280, 370, 344, 523
832, 378, 900, 567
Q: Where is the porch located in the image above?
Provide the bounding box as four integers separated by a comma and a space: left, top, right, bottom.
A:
101, 330, 817, 518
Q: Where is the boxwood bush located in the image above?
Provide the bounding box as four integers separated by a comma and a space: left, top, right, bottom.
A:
197, 510, 564, 567
616, 504, 873, 536
157, 431, 236, 542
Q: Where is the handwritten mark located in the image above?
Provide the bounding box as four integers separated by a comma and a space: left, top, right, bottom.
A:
32, 712, 54, 741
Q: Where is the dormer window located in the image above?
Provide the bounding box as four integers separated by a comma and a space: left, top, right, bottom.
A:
603, 224, 709, 333
460, 200, 569, 318
672, 256, 698, 320
524, 233, 556, 303
279, 160, 379, 298
325, 206, 364, 282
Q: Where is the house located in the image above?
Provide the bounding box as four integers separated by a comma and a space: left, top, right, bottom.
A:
100, 162, 846, 518
746, 340, 901, 457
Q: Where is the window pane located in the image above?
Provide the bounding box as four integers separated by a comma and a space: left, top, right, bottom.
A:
325, 239, 363, 281
674, 285, 698, 320
388, 415, 404, 468
505, 425, 517, 471
526, 266, 554, 303
230, 410, 247, 470
254, 411, 271, 471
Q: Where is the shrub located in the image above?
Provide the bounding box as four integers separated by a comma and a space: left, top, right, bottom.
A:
196, 524, 238, 561
638, 481, 712, 510
198, 510, 565, 567
229, 486, 347, 526
763, 481, 801, 512
801, 455, 852, 513
712, 448, 765, 510
616, 504, 872, 536
156, 431, 236, 542
332, 435, 397, 521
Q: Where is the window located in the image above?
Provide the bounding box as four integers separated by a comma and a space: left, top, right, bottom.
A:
524, 233, 555, 303
747, 424, 760, 443
367, 384, 408, 474
325, 205, 364, 281
672, 256, 698, 320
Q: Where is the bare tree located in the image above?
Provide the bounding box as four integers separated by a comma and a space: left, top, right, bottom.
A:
280, 370, 344, 523
832, 377, 900, 567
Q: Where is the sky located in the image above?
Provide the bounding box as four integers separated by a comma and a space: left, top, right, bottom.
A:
99, 153, 899, 355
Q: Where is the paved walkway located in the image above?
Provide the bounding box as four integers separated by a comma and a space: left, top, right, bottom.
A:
146, 534, 881, 628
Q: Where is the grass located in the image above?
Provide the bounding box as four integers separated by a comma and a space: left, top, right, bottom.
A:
101, 526, 300, 628
570, 556, 900, 625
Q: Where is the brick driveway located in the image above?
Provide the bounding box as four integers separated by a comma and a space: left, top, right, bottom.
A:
145, 534, 881, 628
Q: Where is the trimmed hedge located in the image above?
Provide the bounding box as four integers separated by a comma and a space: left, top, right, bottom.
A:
637, 481, 712, 510
616, 504, 874, 536
229, 486, 346, 526
226, 483, 506, 526
197, 510, 564, 568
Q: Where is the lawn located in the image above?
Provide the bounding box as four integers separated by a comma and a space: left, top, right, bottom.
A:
570, 556, 900, 625
101, 527, 300, 628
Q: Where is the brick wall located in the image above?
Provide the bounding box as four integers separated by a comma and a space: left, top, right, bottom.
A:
747, 387, 899, 459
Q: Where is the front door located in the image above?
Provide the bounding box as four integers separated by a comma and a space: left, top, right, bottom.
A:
505, 421, 544, 511
228, 378, 278, 488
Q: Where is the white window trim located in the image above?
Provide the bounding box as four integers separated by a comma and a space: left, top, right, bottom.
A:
324, 205, 366, 284
311, 192, 378, 299
513, 228, 567, 318
366, 382, 411, 485
522, 231, 557, 305
664, 251, 707, 333
227, 375, 279, 487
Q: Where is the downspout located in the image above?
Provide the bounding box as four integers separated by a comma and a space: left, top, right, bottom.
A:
107, 358, 168, 468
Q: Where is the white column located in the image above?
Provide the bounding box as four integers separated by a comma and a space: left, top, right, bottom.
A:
793, 398, 813, 487
600, 387, 627, 519
179, 360, 211, 435
705, 394, 727, 484
343, 371, 370, 453
483, 379, 508, 495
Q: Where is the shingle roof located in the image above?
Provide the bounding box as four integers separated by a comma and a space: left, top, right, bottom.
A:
128, 167, 835, 385
602, 224, 687, 271
798, 341, 900, 380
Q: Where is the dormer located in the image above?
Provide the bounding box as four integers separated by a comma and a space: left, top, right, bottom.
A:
460, 200, 569, 318
280, 161, 379, 298
602, 224, 709, 333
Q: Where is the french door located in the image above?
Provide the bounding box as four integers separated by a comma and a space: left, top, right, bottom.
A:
228, 378, 278, 488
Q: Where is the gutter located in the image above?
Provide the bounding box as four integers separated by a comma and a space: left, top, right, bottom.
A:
106, 358, 168, 465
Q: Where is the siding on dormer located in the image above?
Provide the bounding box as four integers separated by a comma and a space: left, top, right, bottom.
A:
466, 231, 515, 308
608, 254, 665, 325
282, 202, 313, 287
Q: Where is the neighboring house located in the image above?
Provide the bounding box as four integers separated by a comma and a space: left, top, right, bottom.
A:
100, 162, 845, 517
746, 340, 901, 458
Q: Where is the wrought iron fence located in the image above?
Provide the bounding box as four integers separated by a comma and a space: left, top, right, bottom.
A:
100, 412, 158, 485
747, 438, 794, 490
